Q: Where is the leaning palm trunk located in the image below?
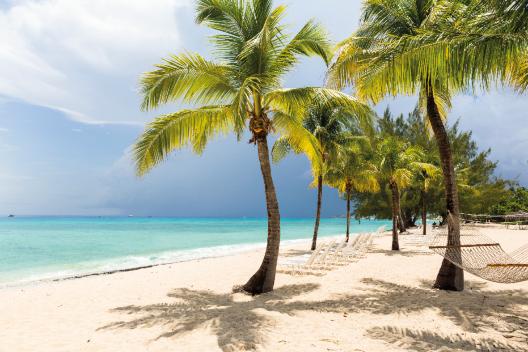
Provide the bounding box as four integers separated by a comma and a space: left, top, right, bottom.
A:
426, 86, 464, 291
311, 174, 323, 250
345, 191, 351, 243
390, 182, 400, 251
422, 189, 427, 236
243, 136, 281, 294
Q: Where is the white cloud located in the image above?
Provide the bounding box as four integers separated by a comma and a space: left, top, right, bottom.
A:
0, 0, 192, 124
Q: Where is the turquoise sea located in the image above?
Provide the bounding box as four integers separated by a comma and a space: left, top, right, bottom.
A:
0, 217, 390, 286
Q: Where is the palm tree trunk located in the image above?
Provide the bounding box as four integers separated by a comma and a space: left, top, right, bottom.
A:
426, 85, 464, 291
422, 189, 427, 236
243, 136, 281, 294
390, 182, 400, 251
398, 207, 406, 233
346, 191, 351, 242
311, 174, 323, 250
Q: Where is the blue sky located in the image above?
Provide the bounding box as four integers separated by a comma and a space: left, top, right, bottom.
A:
0, 0, 526, 216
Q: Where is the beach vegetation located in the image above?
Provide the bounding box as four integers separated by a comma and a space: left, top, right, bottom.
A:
490, 187, 528, 215
327, 0, 466, 288
133, 0, 370, 294
371, 136, 434, 250
327, 0, 528, 291
272, 100, 373, 250
354, 107, 513, 230
325, 143, 379, 242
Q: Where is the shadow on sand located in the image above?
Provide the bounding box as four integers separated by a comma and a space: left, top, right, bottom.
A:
99, 279, 528, 351
367, 326, 525, 351
368, 248, 433, 257
279, 248, 313, 258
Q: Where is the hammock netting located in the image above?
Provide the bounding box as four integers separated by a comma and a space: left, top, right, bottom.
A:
429, 227, 528, 283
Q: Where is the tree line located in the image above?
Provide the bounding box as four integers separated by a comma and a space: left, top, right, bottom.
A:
353, 106, 516, 228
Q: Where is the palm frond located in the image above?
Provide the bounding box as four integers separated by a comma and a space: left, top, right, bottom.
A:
237, 5, 286, 63
140, 53, 236, 110
271, 137, 292, 163
270, 19, 332, 77
510, 54, 528, 92
272, 111, 323, 174
325, 143, 380, 194
266, 87, 372, 122
412, 161, 440, 177
393, 168, 413, 188
196, 0, 247, 36
134, 105, 234, 176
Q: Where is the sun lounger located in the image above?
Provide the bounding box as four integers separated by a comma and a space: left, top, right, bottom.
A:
340, 233, 370, 263
278, 243, 325, 275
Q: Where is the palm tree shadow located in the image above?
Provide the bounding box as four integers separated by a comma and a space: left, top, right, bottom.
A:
357, 278, 528, 335
99, 279, 528, 351
367, 326, 528, 351
99, 283, 321, 351
280, 249, 312, 258
369, 248, 432, 257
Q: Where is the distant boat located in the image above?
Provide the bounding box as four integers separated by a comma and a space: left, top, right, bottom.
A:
7, 214, 15, 218
128, 214, 134, 217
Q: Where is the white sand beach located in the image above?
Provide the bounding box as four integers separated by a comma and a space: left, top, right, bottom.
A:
1, 225, 527, 352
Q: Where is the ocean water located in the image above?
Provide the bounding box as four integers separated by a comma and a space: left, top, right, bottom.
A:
0, 217, 390, 286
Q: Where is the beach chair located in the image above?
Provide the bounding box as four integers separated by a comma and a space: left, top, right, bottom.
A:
279, 243, 325, 275
400, 228, 436, 247
309, 240, 337, 271
325, 240, 348, 268
373, 226, 386, 236
340, 234, 368, 263
333, 236, 360, 265
363, 234, 374, 252
355, 234, 373, 258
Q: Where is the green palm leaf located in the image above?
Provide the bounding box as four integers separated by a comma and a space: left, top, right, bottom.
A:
140, 53, 236, 110
134, 105, 234, 176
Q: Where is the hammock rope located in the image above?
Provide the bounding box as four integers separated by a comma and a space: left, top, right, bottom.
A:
429, 227, 528, 283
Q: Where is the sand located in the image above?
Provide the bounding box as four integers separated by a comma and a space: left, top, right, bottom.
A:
0, 225, 527, 352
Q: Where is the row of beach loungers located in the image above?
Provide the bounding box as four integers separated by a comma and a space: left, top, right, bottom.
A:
278, 231, 380, 276
399, 228, 437, 247
504, 222, 528, 230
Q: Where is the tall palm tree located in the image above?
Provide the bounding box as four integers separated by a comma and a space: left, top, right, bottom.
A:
134, 0, 370, 294
328, 0, 466, 290
272, 103, 372, 250
403, 0, 528, 232
374, 137, 432, 251
325, 145, 379, 242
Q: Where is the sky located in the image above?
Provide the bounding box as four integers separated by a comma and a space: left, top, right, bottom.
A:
0, 0, 526, 217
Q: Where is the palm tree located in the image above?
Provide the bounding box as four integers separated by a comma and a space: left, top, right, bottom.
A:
134, 0, 370, 294
325, 145, 379, 242
272, 103, 372, 250
328, 0, 466, 290
416, 164, 440, 235
374, 137, 431, 251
